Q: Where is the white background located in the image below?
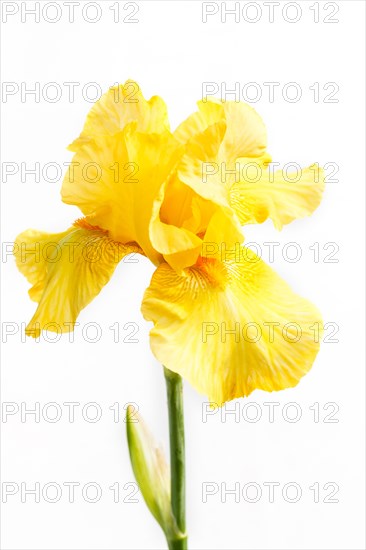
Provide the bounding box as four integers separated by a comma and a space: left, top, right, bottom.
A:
1, 1, 365, 549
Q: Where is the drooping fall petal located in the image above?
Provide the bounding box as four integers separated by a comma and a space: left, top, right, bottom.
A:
15, 223, 141, 337
141, 249, 322, 405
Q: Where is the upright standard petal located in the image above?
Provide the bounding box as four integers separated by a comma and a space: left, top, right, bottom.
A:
173, 99, 224, 145
62, 126, 183, 265
69, 80, 170, 151
174, 99, 267, 160
230, 164, 325, 229
173, 101, 268, 213
220, 101, 268, 162
15, 222, 141, 337
141, 249, 322, 405
176, 121, 229, 207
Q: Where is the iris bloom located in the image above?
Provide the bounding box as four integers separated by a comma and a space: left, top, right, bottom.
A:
15, 81, 325, 548
15, 81, 324, 405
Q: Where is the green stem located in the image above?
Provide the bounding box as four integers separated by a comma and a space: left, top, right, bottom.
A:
167, 538, 187, 550
164, 367, 188, 550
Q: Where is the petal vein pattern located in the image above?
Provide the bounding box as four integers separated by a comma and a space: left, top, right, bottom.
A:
15, 226, 141, 337
142, 249, 322, 405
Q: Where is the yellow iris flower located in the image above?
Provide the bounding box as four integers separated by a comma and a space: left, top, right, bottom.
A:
15, 80, 324, 405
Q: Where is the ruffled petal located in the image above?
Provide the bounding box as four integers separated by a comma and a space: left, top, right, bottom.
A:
141, 249, 322, 405
220, 101, 267, 162
173, 101, 268, 213
15, 223, 141, 337
175, 99, 267, 161
69, 80, 169, 151
175, 121, 230, 208
62, 126, 183, 264
173, 99, 224, 145
230, 164, 325, 229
